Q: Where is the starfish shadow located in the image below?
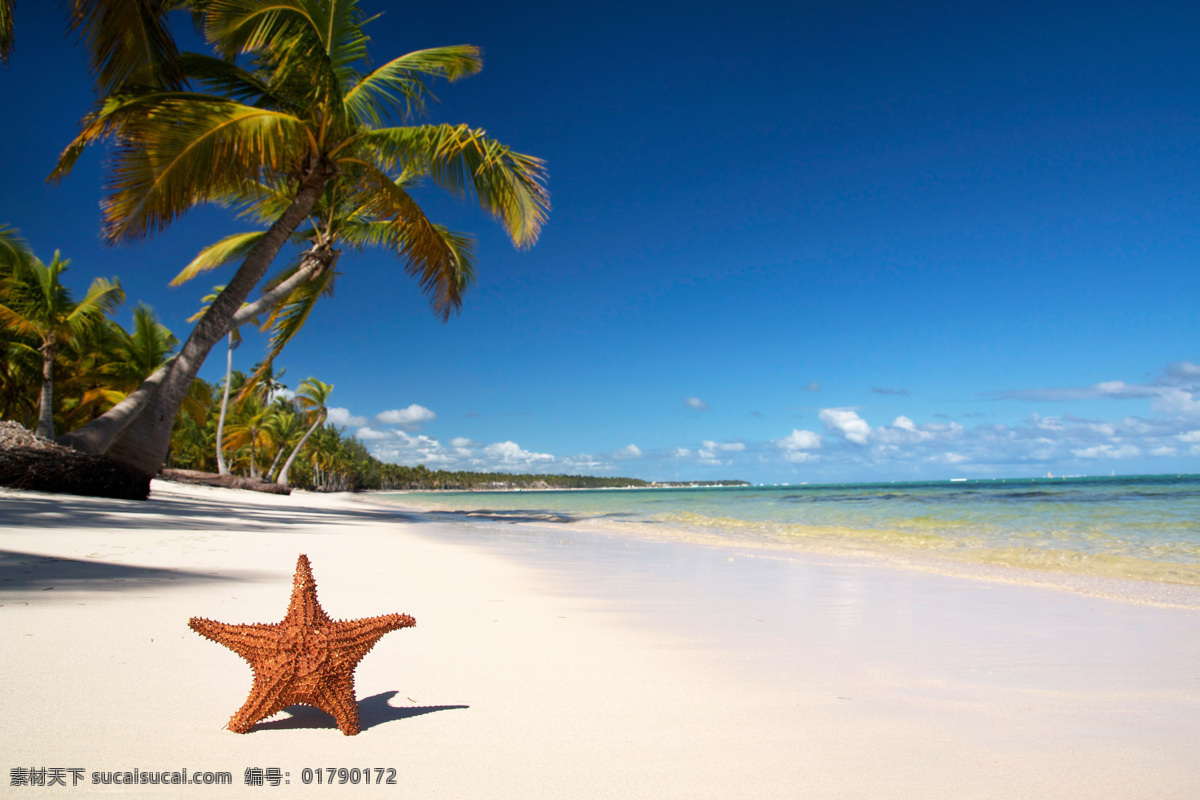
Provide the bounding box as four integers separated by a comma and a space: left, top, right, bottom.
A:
250, 691, 468, 733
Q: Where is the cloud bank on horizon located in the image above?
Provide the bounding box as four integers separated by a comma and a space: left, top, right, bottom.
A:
330, 360, 1200, 482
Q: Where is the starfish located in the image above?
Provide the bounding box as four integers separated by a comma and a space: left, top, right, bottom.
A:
189, 554, 415, 735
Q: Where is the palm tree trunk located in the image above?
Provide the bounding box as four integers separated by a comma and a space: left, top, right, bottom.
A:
215, 333, 233, 475
35, 344, 55, 439
67, 161, 336, 476
265, 444, 287, 483
276, 410, 325, 487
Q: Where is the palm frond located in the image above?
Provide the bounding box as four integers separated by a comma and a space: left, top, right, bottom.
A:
254, 255, 338, 377
0, 0, 13, 63
350, 163, 478, 319
0, 224, 34, 275
91, 96, 311, 242
69, 0, 185, 93
356, 124, 549, 247
67, 277, 125, 335
171, 230, 268, 286
343, 45, 483, 126
177, 51, 288, 110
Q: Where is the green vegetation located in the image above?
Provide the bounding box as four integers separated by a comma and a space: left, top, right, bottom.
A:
370, 469, 651, 491
0, 5, 741, 496
24, 0, 548, 479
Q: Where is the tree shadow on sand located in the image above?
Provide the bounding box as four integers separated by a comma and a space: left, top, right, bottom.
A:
0, 490, 424, 532
250, 691, 468, 733
0, 550, 246, 594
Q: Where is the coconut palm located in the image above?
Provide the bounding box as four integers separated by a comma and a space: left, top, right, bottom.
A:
260, 400, 304, 481
53, 0, 548, 479
61, 302, 177, 428
0, 251, 123, 436
105, 302, 179, 392
221, 392, 270, 478
189, 286, 266, 474
276, 377, 331, 487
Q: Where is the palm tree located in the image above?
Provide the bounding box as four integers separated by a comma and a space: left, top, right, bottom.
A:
63, 301, 178, 428
276, 377, 331, 487
260, 399, 304, 481
0, 251, 123, 436
221, 392, 270, 478
53, 0, 548, 480
105, 302, 179, 392
188, 286, 259, 475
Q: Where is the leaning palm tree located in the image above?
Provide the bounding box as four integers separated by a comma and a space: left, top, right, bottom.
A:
0, 252, 123, 436
53, 0, 548, 479
276, 377, 332, 487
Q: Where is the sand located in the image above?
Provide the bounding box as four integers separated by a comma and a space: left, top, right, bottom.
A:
2, 480, 1198, 798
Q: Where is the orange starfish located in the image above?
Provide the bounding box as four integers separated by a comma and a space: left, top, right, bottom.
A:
189, 554, 415, 735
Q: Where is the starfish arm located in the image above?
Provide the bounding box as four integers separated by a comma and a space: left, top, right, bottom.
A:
309, 673, 362, 736
283, 554, 334, 627
228, 668, 298, 734
189, 618, 282, 663
327, 613, 416, 668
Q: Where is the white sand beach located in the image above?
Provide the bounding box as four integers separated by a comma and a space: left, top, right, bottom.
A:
2, 481, 1199, 798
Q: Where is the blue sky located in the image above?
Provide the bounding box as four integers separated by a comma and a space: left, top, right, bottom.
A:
2, 1, 1199, 483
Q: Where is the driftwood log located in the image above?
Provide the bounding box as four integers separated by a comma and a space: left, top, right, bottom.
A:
158, 469, 291, 495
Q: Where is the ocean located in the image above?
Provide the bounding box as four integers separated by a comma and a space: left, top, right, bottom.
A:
382, 474, 1200, 585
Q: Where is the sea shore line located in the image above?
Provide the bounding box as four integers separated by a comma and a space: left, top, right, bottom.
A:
368, 491, 1200, 611
2, 480, 1199, 798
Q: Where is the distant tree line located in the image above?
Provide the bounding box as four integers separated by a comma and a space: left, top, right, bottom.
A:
369, 465, 650, 491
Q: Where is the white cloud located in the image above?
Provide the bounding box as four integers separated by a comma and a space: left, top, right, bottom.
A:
1070, 444, 1141, 459
685, 397, 709, 411
375, 404, 437, 431
776, 429, 822, 450
1178, 431, 1200, 443
873, 416, 935, 445
612, 444, 643, 460
483, 441, 556, 466
671, 447, 693, 458
702, 440, 745, 452
1151, 388, 1200, 417
326, 407, 368, 427
781, 451, 819, 463
819, 408, 871, 445
354, 427, 392, 441
450, 437, 480, 448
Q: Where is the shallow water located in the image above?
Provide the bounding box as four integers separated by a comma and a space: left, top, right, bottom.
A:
383, 474, 1200, 584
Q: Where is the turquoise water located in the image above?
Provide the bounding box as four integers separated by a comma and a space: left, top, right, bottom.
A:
384, 474, 1200, 584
